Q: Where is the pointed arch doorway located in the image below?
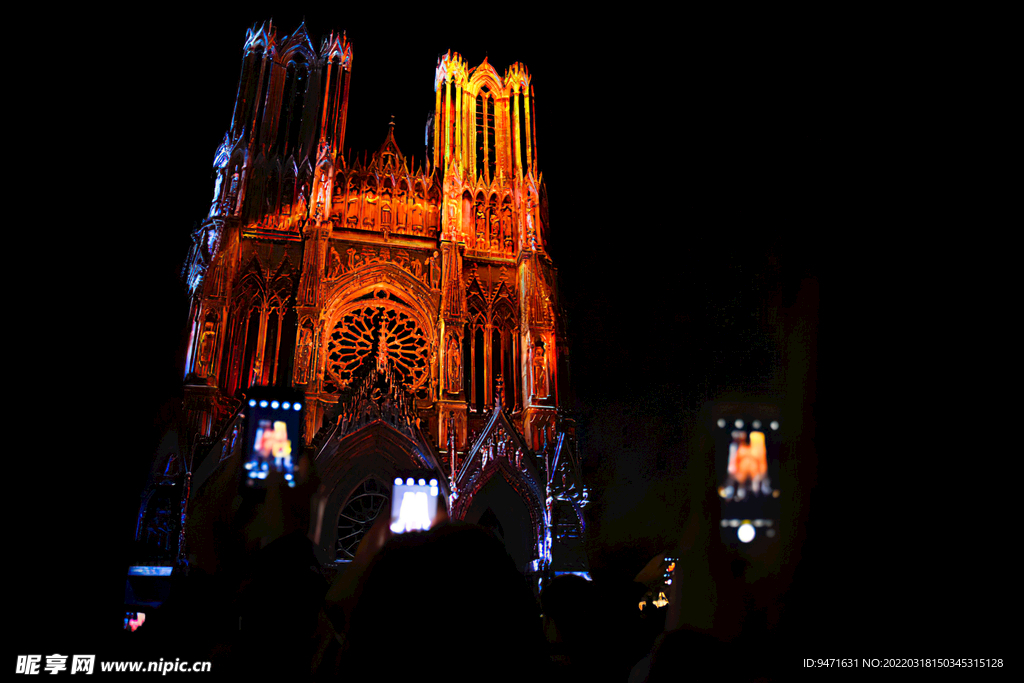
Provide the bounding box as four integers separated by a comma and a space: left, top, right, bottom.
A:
462, 472, 534, 572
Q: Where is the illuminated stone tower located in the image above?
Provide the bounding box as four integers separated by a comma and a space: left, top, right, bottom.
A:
159, 24, 587, 580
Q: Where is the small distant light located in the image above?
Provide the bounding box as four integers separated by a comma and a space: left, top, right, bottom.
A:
294, 403, 302, 411
244, 462, 253, 470
390, 522, 403, 533
721, 520, 729, 527
770, 421, 779, 431
271, 401, 280, 409
738, 523, 755, 543
406, 478, 414, 485
665, 579, 672, 585
395, 477, 404, 485
718, 487, 727, 498
772, 490, 780, 498
767, 528, 776, 537
753, 519, 764, 527
259, 400, 269, 408
735, 419, 744, 428
765, 520, 773, 527
717, 419, 726, 428
249, 399, 256, 407
284, 474, 293, 481
429, 479, 438, 486
418, 478, 426, 486
257, 471, 267, 479
724, 485, 734, 499
729, 519, 739, 527
752, 420, 762, 429
282, 402, 291, 410
736, 488, 746, 500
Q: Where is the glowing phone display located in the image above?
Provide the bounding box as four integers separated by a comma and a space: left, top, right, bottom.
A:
390, 477, 440, 533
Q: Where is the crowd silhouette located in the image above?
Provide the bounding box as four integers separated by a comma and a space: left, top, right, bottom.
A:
125, 443, 784, 681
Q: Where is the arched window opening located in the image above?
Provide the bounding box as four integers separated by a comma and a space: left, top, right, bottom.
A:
321, 58, 340, 147
486, 97, 496, 182
280, 165, 295, 215
462, 190, 474, 238
242, 306, 261, 389
474, 327, 485, 413
262, 309, 279, 385
278, 307, 298, 387
336, 479, 390, 561
463, 324, 473, 400
277, 63, 296, 153
427, 187, 440, 237
251, 54, 272, 148
241, 48, 264, 142
491, 328, 501, 407
475, 90, 487, 179
287, 60, 310, 158
266, 166, 280, 216
504, 328, 515, 409
514, 330, 522, 410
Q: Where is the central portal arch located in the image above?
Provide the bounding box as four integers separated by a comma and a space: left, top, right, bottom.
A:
463, 472, 535, 572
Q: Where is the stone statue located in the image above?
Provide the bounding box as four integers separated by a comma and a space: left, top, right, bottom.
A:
197, 322, 217, 377
532, 341, 547, 398
445, 331, 461, 392
429, 251, 441, 290
327, 246, 342, 279
475, 206, 486, 243
296, 326, 313, 384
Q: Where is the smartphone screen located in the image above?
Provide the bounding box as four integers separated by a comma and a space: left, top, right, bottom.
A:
124, 611, 146, 632
714, 409, 781, 552
243, 394, 303, 488
390, 476, 440, 533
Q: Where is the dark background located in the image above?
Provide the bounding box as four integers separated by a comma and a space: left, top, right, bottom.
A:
16, 6, 1005, 667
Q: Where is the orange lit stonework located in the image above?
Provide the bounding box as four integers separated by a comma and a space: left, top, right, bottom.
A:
175, 23, 587, 577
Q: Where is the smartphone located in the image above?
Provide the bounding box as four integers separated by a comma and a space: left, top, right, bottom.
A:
389, 475, 440, 533
242, 388, 305, 489
711, 403, 781, 553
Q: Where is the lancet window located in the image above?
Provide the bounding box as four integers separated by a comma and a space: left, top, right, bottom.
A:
463, 291, 519, 412
278, 54, 311, 159
475, 88, 497, 182
280, 163, 295, 215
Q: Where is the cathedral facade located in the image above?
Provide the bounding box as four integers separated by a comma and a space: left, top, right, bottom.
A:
142, 21, 587, 580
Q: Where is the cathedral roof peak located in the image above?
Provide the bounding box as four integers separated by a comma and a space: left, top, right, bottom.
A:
376, 116, 403, 165
281, 20, 315, 59
320, 28, 352, 66
243, 20, 276, 54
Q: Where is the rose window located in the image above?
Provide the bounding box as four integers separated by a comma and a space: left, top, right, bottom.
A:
325, 298, 430, 395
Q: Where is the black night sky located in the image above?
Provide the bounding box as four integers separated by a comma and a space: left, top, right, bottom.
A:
18, 7, 1006, 664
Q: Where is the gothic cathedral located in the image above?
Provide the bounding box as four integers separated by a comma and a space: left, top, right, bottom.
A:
154, 21, 587, 580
